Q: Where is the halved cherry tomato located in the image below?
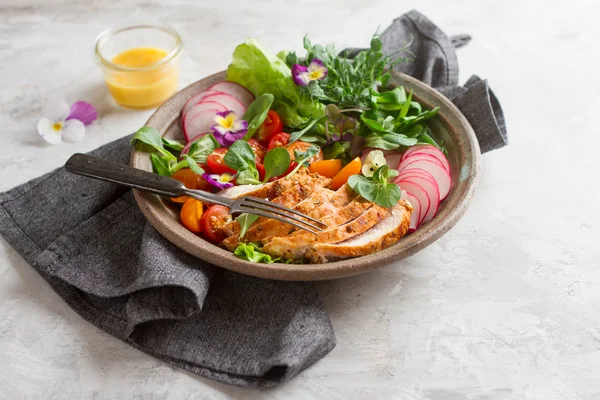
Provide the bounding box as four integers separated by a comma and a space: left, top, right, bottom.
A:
207, 148, 236, 175
285, 141, 324, 164
256, 162, 266, 181
308, 159, 343, 178
255, 110, 283, 143
267, 132, 290, 151
180, 198, 204, 233
248, 138, 267, 163
331, 157, 362, 190
199, 205, 231, 243
170, 168, 212, 203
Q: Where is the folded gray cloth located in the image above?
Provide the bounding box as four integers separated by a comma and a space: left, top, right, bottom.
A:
0, 10, 507, 388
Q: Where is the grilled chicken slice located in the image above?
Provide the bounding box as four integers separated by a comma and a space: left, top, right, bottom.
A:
304, 199, 413, 263
262, 205, 389, 260
219, 183, 313, 240
218, 168, 325, 200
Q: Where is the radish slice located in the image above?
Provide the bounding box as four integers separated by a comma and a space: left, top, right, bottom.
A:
183, 106, 222, 142
208, 81, 255, 108
200, 93, 246, 116
398, 181, 429, 224
398, 154, 451, 200
402, 145, 450, 173
182, 90, 225, 117
402, 190, 421, 233
360, 149, 403, 170
397, 175, 440, 223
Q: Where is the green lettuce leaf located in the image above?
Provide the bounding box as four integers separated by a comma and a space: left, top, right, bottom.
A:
227, 38, 324, 128
233, 242, 281, 263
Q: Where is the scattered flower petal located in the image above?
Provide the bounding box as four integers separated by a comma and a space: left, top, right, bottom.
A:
37, 118, 63, 144
66, 101, 97, 125
61, 119, 86, 142
43, 100, 71, 122
203, 172, 236, 190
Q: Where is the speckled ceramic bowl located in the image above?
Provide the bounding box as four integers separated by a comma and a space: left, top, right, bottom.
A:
130, 71, 481, 281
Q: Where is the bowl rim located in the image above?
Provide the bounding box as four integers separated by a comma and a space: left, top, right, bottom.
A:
131, 70, 481, 281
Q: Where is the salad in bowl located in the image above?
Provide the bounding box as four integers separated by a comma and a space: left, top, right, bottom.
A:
132, 34, 453, 265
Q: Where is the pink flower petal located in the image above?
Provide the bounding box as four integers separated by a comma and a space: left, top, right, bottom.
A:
66, 101, 97, 125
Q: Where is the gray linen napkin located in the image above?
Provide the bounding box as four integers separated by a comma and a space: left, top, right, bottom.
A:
0, 10, 507, 388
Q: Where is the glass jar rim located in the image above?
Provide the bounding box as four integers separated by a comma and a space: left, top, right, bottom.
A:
93, 24, 183, 72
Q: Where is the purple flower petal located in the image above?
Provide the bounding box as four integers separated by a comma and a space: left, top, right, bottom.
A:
292, 64, 310, 86
309, 58, 324, 67
308, 59, 328, 80
66, 101, 97, 125
215, 110, 233, 118
202, 173, 234, 190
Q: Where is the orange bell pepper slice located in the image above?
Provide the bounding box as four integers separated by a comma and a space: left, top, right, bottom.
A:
308, 159, 343, 178
330, 157, 362, 190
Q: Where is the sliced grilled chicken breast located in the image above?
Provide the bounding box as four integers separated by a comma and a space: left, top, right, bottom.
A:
262, 205, 389, 260
218, 169, 325, 200
304, 199, 413, 263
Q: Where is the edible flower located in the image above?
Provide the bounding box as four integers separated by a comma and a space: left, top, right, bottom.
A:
37, 100, 97, 144
362, 150, 387, 177
292, 59, 328, 86
211, 111, 248, 147
203, 172, 236, 190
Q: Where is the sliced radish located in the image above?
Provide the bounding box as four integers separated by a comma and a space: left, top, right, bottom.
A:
398, 181, 430, 224
208, 81, 254, 108
402, 190, 421, 233
183, 106, 222, 142
360, 149, 403, 170
397, 175, 439, 223
182, 90, 225, 117
402, 145, 450, 173
398, 154, 451, 200
200, 93, 246, 116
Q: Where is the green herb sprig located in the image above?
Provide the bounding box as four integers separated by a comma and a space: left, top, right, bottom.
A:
347, 165, 401, 208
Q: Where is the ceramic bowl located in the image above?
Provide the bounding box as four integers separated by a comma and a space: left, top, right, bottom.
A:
130, 71, 481, 281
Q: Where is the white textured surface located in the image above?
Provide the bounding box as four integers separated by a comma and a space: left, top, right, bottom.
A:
1, 0, 599, 398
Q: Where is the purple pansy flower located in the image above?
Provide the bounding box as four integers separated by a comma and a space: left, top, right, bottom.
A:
292, 59, 328, 86
210, 110, 248, 147
203, 172, 236, 190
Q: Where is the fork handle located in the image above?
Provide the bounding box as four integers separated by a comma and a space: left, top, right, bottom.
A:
65, 153, 184, 198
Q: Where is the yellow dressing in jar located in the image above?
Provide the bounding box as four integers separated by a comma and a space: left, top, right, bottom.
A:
104, 47, 179, 109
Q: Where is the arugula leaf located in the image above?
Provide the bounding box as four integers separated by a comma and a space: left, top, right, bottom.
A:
263, 147, 291, 182
236, 213, 260, 238
150, 153, 172, 176
162, 137, 185, 152
182, 155, 205, 175
234, 242, 281, 263
347, 165, 401, 208
186, 134, 219, 164
243, 94, 274, 140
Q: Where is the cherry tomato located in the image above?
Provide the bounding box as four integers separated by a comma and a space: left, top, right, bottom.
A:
170, 168, 212, 203
207, 148, 236, 175
200, 205, 231, 243
180, 198, 204, 233
267, 132, 290, 151
256, 162, 266, 181
248, 138, 267, 163
255, 110, 283, 143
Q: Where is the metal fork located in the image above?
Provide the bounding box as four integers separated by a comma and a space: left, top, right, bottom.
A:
65, 153, 326, 234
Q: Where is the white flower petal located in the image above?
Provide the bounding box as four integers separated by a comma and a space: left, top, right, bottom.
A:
362, 163, 376, 177
42, 99, 70, 121
37, 118, 62, 144
61, 119, 85, 142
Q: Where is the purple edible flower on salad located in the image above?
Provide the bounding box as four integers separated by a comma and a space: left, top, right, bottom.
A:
211, 110, 248, 147
292, 59, 328, 86
203, 172, 236, 190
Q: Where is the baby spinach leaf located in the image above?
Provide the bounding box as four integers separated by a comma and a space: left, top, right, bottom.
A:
150, 153, 172, 177
187, 134, 219, 164
162, 137, 185, 152
263, 147, 291, 182
131, 126, 175, 161
365, 133, 418, 150
224, 140, 257, 171
243, 94, 274, 140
